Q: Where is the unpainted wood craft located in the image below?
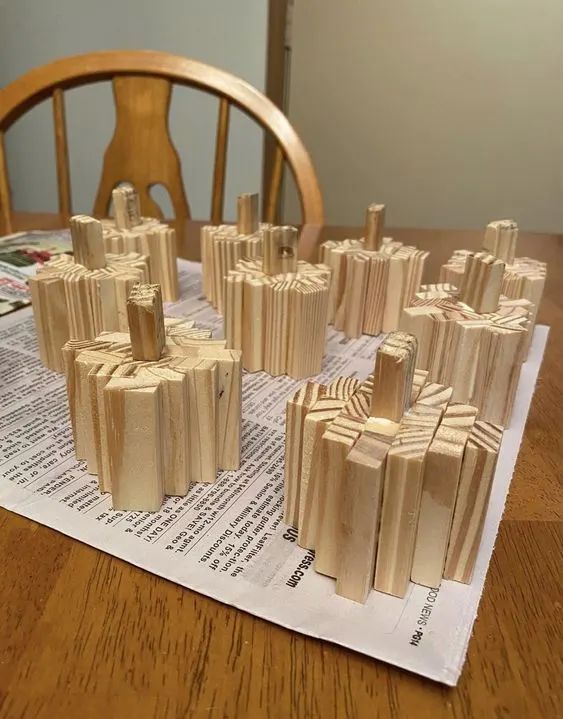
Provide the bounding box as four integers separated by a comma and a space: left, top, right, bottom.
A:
102, 185, 179, 301
62, 283, 242, 512
201, 192, 268, 313
29, 214, 150, 372
400, 257, 533, 426
283, 330, 505, 604
222, 218, 332, 378
440, 219, 546, 357
319, 204, 428, 339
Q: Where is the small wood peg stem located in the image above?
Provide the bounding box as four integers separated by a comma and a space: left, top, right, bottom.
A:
263, 226, 299, 275
370, 331, 418, 421
364, 203, 385, 250
237, 192, 259, 235
113, 183, 141, 230
127, 283, 166, 361
459, 252, 505, 313
70, 215, 106, 269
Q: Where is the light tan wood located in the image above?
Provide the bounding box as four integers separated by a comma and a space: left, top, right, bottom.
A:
30, 245, 150, 371
52, 88, 71, 220
362, 252, 389, 335
112, 183, 142, 230
237, 192, 259, 235
315, 382, 372, 577
296, 378, 360, 549
89, 361, 123, 492
242, 277, 266, 372
336, 417, 398, 603
382, 249, 411, 332
102, 186, 180, 302
104, 376, 165, 512
364, 203, 385, 250
62, 313, 241, 507
444, 421, 503, 583
126, 284, 165, 361
28, 275, 69, 373
371, 332, 417, 421
320, 217, 427, 339
374, 402, 445, 597
440, 233, 546, 362
202, 223, 264, 314
224, 275, 248, 354
472, 325, 524, 426
411, 403, 478, 588
185, 358, 218, 484
1, 218, 560, 715
399, 281, 530, 426
459, 252, 505, 313
263, 226, 298, 275
224, 252, 330, 378
70, 215, 106, 269
138, 364, 191, 497
343, 252, 370, 338
0, 50, 324, 234
483, 219, 518, 264
283, 381, 325, 527
197, 347, 242, 471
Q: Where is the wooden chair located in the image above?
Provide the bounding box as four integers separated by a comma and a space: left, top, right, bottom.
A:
0, 49, 324, 242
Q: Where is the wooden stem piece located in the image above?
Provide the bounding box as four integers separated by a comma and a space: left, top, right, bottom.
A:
112, 184, 142, 230
70, 215, 106, 269
371, 331, 418, 421
263, 226, 298, 275
364, 203, 385, 250
483, 219, 518, 265
126, 283, 165, 361
459, 252, 505, 313
237, 192, 259, 235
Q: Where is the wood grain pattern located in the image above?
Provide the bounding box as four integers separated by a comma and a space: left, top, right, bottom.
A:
2, 217, 561, 716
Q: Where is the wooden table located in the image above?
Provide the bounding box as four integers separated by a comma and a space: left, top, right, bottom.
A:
1, 214, 561, 718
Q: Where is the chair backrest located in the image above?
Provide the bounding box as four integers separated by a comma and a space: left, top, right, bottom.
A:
0, 49, 324, 234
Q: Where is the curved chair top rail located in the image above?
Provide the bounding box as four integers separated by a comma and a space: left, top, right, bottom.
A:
0, 49, 324, 228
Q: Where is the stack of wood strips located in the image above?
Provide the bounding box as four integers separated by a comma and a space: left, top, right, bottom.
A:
401, 251, 533, 426
284, 331, 504, 604
319, 204, 428, 338
101, 184, 179, 301
200, 192, 273, 313
29, 215, 150, 373
224, 225, 331, 378
440, 219, 546, 354
63, 283, 242, 512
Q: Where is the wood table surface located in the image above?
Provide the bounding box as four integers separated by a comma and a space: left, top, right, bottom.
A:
1, 213, 561, 718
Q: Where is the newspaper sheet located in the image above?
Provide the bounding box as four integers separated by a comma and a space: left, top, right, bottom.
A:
0, 230, 71, 315
0, 259, 548, 685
